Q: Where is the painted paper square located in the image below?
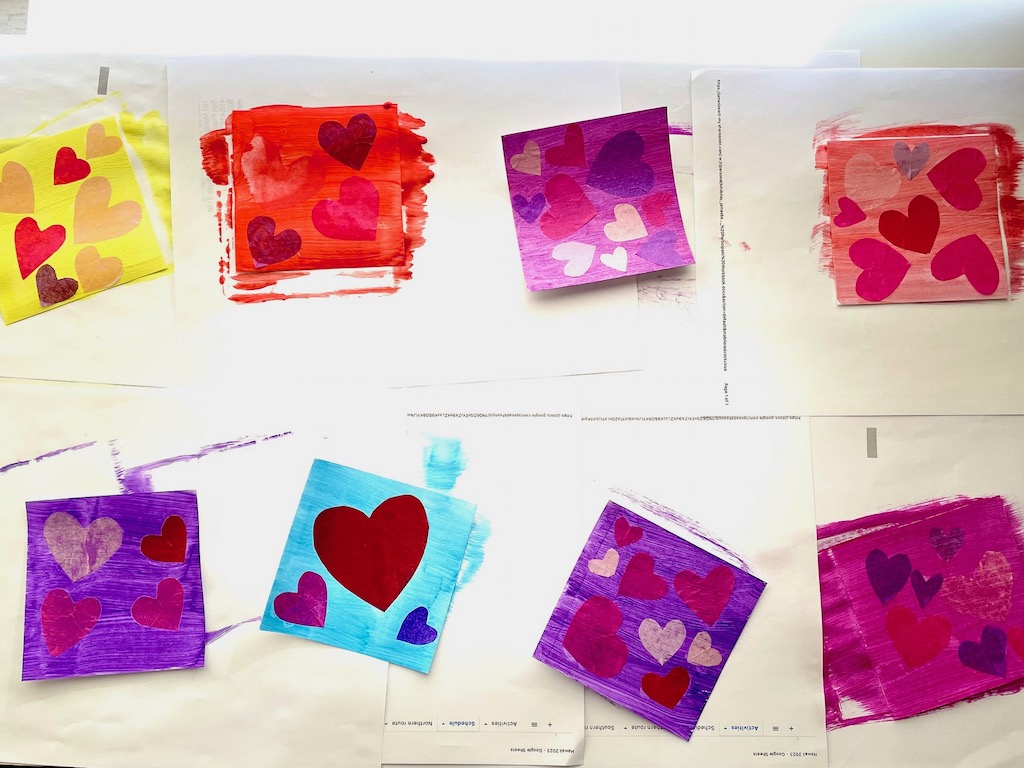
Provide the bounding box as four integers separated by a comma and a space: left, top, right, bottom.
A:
818, 496, 1024, 727
534, 501, 766, 739
0, 115, 168, 324
200, 104, 433, 300
502, 107, 694, 291
22, 490, 205, 680
261, 459, 476, 673
825, 129, 1010, 304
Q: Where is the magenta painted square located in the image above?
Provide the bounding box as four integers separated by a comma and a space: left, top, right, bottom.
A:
502, 107, 694, 291
534, 501, 765, 739
818, 496, 1024, 727
22, 491, 205, 680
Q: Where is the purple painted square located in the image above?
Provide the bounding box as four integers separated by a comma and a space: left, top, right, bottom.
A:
22, 490, 205, 680
534, 500, 766, 739
502, 107, 694, 291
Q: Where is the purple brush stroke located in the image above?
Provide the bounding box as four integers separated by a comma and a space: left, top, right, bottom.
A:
111, 432, 291, 493
668, 124, 693, 136
0, 441, 96, 475
205, 616, 261, 644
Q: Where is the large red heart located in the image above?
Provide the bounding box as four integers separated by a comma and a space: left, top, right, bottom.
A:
927, 147, 985, 211
886, 605, 950, 669
930, 233, 999, 296
311, 177, 380, 241
16, 216, 66, 278
131, 578, 184, 631
849, 238, 911, 302
53, 146, 91, 185
878, 194, 939, 254
562, 595, 628, 678
140, 515, 187, 563
674, 564, 735, 626
641, 666, 691, 708
313, 494, 428, 611
539, 174, 596, 240
617, 552, 668, 600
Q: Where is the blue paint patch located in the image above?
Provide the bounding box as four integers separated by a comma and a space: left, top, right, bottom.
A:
422, 437, 466, 491
456, 514, 491, 592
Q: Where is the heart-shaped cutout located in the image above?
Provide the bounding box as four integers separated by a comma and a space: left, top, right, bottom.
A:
75, 245, 123, 292
241, 135, 326, 209
85, 123, 122, 159
16, 216, 66, 278
600, 246, 628, 272
512, 192, 546, 223
318, 113, 377, 170
74, 176, 141, 243
638, 617, 685, 665
618, 552, 668, 600
313, 494, 428, 612
248, 215, 302, 267
674, 564, 735, 625
562, 595, 628, 677
132, 577, 184, 630
274, 571, 328, 627
36, 265, 79, 306
0, 161, 33, 213
510, 140, 541, 176
588, 547, 619, 577
614, 517, 643, 547
893, 141, 930, 180
587, 130, 653, 197
878, 194, 940, 254
886, 604, 950, 669
140, 515, 187, 563
686, 630, 723, 667
958, 625, 1007, 677
545, 123, 586, 167
397, 606, 438, 645
931, 234, 1000, 296
539, 174, 596, 240
848, 238, 911, 302
43, 511, 121, 581
642, 191, 672, 227
930, 527, 964, 561
910, 569, 943, 609
945, 550, 1012, 622
636, 230, 685, 267
41, 589, 101, 656
551, 241, 595, 277
603, 203, 648, 242
53, 146, 90, 185
865, 548, 911, 604
311, 177, 380, 240
833, 196, 866, 228
843, 153, 901, 209
641, 666, 690, 708
927, 147, 986, 211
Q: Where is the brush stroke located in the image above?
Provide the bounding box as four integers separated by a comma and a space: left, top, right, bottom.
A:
0, 441, 96, 475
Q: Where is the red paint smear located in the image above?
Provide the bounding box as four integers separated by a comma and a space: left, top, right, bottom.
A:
229, 285, 399, 303
200, 128, 231, 186
817, 495, 1024, 729
813, 122, 1024, 296
397, 110, 436, 282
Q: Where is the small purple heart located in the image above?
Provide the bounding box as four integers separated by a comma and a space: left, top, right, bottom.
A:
834, 196, 866, 227
865, 548, 911, 604
586, 130, 653, 197
248, 215, 302, 268
958, 625, 1007, 677
512, 192, 546, 224
893, 141, 930, 180
397, 606, 437, 646
36, 264, 79, 306
929, 527, 964, 561
636, 230, 685, 267
910, 569, 943, 609
318, 113, 377, 171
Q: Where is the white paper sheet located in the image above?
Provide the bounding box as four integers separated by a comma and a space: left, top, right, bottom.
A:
0, 54, 178, 387
810, 415, 1024, 768
380, 404, 585, 765
575, 414, 828, 767
0, 380, 390, 768
166, 56, 642, 392
689, 68, 1024, 415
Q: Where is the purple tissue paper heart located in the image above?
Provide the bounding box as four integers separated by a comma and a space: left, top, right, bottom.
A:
865, 548, 911, 604
397, 606, 438, 646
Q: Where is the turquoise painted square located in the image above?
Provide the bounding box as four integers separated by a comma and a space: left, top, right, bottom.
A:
261, 459, 476, 673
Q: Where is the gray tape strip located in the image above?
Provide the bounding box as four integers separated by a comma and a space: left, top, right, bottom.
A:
866, 427, 878, 459
97, 66, 109, 95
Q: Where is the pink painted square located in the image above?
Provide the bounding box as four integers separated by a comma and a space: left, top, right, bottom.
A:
502, 108, 693, 291
827, 132, 1009, 304
818, 496, 1024, 727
